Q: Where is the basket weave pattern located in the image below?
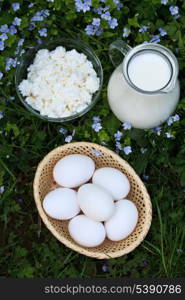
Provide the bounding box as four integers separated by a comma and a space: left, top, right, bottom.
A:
33, 142, 152, 259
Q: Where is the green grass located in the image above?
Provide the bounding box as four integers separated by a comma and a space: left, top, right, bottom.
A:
0, 0, 185, 278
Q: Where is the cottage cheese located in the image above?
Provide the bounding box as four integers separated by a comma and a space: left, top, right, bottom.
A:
19, 46, 100, 118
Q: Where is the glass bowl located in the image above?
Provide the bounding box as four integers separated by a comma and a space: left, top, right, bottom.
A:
15, 38, 103, 122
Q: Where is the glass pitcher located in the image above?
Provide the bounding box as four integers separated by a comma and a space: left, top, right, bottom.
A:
107, 40, 180, 129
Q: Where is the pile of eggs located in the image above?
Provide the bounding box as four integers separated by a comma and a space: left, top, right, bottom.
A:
43, 154, 139, 247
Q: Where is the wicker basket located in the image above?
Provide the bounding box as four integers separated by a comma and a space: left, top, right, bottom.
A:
33, 142, 152, 259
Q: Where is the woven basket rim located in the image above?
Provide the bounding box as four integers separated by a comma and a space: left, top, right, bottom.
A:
33, 142, 152, 259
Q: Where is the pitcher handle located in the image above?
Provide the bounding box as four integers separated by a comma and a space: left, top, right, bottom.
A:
109, 40, 132, 67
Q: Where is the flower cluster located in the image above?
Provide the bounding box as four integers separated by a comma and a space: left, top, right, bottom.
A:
92, 116, 102, 132
166, 114, 180, 126
76, 0, 121, 35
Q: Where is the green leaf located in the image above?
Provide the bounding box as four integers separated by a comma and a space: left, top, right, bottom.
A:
104, 114, 121, 135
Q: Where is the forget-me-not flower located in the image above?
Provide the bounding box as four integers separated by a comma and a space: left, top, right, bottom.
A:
93, 116, 101, 123
101, 11, 111, 21
0, 72, 3, 80
12, 3, 20, 11
92, 18, 100, 26
123, 28, 130, 38
75, 0, 92, 13
0, 33, 8, 41
139, 26, 149, 33
59, 128, 68, 135
169, 6, 179, 15
65, 135, 73, 143
108, 18, 118, 29
114, 131, 123, 141
9, 25, 17, 35
0, 41, 5, 51
165, 132, 174, 138
0, 25, 9, 33
150, 35, 161, 43
159, 28, 167, 36
38, 28, 47, 37
91, 149, 102, 156
122, 121, 132, 130
0, 186, 5, 193
85, 25, 95, 35
124, 146, 132, 155
12, 17, 21, 26
92, 122, 102, 132
161, 0, 168, 4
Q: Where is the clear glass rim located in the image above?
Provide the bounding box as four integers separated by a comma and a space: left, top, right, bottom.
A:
122, 43, 179, 95
15, 38, 103, 122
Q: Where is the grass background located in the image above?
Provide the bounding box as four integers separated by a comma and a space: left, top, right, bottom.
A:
0, 0, 185, 278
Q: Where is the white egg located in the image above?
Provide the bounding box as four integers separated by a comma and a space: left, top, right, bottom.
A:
68, 215, 106, 247
105, 199, 138, 241
53, 154, 95, 188
77, 183, 115, 222
43, 187, 80, 220
92, 167, 130, 200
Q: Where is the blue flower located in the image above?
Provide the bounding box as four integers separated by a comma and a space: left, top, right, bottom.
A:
31, 10, 49, 22
59, 128, 67, 135
159, 28, 167, 36
165, 132, 174, 138
167, 114, 180, 125
75, 0, 92, 13
0, 24, 9, 33
12, 3, 20, 11
123, 146, 132, 155
0, 185, 5, 193
9, 25, 17, 35
169, 6, 179, 15
40, 9, 50, 17
0, 33, 8, 41
123, 27, 130, 38
0, 111, 4, 119
12, 17, 21, 26
116, 3, 123, 10
139, 26, 149, 33
114, 130, 123, 141
161, 0, 168, 4
31, 15, 44, 22
38, 28, 47, 37
173, 114, 180, 122
101, 11, 111, 21
28, 3, 34, 8
5, 58, 16, 71
18, 38, 24, 47
91, 149, 102, 156
85, 25, 96, 35
95, 27, 103, 36
108, 18, 118, 29
29, 23, 36, 31
65, 135, 73, 143
167, 116, 173, 126
152, 126, 161, 135
0, 72, 3, 80
0, 41, 5, 51
92, 122, 102, 132
122, 121, 132, 130
92, 18, 100, 26
93, 116, 101, 123
150, 35, 161, 43
116, 141, 122, 150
